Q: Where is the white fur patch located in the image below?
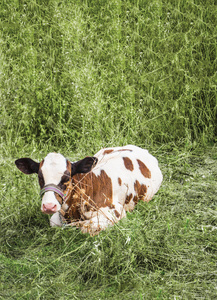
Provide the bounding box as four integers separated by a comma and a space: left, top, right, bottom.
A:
50, 212, 62, 227
41, 153, 67, 185
41, 153, 67, 211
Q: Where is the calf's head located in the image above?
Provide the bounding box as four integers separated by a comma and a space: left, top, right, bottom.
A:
15, 153, 97, 214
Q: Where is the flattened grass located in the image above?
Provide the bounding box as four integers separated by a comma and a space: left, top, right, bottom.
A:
1, 145, 217, 299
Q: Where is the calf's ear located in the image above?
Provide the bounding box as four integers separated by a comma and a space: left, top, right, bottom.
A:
71, 157, 98, 175
15, 158, 40, 174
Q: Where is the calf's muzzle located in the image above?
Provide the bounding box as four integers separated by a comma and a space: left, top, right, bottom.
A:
40, 183, 69, 215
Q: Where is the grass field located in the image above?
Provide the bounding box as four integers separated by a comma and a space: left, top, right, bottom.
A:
0, 0, 217, 299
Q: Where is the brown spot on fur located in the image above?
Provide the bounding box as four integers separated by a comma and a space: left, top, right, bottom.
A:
56, 160, 72, 205
114, 210, 120, 218
59, 169, 71, 190
63, 179, 80, 220
118, 177, 122, 186
134, 180, 147, 201
65, 169, 113, 221
133, 195, 139, 205
125, 193, 133, 204
40, 160, 44, 168
123, 157, 134, 171
84, 200, 91, 212
38, 170, 45, 188
55, 193, 63, 205
103, 149, 114, 155
66, 160, 72, 172
38, 160, 45, 188
137, 159, 151, 178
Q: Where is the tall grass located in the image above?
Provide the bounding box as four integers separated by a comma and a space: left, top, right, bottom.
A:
0, 0, 217, 154
1, 0, 217, 299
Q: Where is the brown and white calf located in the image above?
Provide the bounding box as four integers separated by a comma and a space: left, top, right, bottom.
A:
15, 145, 163, 235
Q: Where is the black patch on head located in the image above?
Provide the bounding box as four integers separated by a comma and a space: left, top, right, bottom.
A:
71, 157, 98, 175
15, 158, 40, 174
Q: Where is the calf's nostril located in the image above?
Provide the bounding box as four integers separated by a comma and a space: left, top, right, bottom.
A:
43, 203, 57, 212
52, 204, 57, 211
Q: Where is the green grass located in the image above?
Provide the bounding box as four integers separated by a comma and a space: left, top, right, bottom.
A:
0, 0, 217, 299
1, 145, 217, 299
1, 0, 217, 150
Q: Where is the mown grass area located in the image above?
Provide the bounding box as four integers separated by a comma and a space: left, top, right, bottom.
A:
0, 0, 217, 299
